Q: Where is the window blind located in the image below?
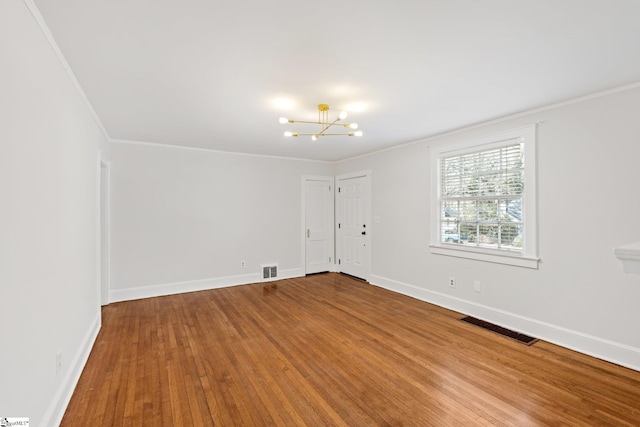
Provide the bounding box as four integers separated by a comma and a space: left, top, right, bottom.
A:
440, 139, 524, 252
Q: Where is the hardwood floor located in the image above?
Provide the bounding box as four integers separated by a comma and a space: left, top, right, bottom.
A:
61, 273, 640, 426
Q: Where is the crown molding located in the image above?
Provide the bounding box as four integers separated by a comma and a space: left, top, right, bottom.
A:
336, 81, 640, 164
22, 0, 111, 142
110, 138, 333, 164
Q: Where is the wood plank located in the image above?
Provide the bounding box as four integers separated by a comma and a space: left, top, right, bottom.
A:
60, 273, 640, 426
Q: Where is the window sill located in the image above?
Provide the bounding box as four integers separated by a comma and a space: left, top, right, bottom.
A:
614, 242, 640, 274
430, 245, 539, 269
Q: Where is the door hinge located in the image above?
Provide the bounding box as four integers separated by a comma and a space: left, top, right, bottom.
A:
329, 185, 331, 191
338, 259, 341, 264
338, 187, 341, 193
329, 256, 332, 263
338, 223, 341, 229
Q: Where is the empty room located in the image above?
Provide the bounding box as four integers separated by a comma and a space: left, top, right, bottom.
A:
2, 0, 640, 426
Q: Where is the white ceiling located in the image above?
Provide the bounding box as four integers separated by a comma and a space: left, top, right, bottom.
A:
33, 0, 640, 162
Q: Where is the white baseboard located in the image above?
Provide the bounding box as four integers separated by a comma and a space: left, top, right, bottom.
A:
109, 268, 304, 303
369, 274, 640, 372
40, 312, 101, 427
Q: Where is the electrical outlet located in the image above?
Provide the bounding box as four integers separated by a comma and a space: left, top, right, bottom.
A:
474, 281, 481, 293
449, 277, 456, 288
56, 352, 62, 375
240, 260, 246, 268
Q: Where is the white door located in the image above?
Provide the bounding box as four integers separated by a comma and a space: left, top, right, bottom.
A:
304, 177, 334, 274
336, 173, 371, 281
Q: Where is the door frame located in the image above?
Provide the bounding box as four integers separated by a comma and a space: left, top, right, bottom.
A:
99, 157, 111, 306
301, 175, 335, 274
335, 170, 372, 281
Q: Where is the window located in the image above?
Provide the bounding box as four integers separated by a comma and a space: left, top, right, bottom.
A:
430, 125, 538, 268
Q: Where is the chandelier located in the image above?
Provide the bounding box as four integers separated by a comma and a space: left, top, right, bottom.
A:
279, 104, 363, 141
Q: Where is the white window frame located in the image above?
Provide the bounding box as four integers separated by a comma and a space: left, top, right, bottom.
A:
430, 125, 539, 269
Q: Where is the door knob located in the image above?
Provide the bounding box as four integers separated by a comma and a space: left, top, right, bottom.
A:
361, 231, 366, 235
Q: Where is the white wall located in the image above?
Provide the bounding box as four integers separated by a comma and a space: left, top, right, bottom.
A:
0, 1, 108, 425
109, 142, 333, 301
336, 85, 640, 370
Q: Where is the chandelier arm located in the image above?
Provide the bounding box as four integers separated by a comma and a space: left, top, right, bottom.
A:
294, 133, 354, 136
318, 116, 343, 136
288, 120, 325, 125
288, 120, 352, 126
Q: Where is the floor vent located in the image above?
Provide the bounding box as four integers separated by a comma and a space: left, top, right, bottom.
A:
261, 264, 278, 281
460, 316, 538, 345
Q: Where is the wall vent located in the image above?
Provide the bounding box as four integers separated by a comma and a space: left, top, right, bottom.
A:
261, 264, 278, 281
